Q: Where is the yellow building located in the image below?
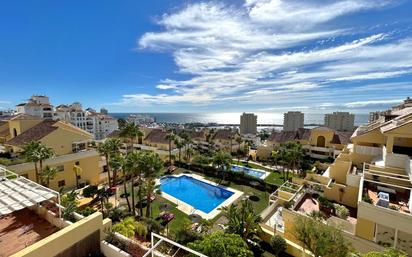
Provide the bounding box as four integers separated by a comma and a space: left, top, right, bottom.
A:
1, 114, 104, 191
256, 127, 351, 161
259, 108, 412, 256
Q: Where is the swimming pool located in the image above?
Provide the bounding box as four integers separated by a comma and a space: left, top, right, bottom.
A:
160, 175, 235, 214
231, 164, 269, 179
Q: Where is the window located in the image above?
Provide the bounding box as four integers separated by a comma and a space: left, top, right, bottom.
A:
75, 161, 80, 165
58, 180, 66, 187
56, 165, 64, 172
13, 128, 17, 137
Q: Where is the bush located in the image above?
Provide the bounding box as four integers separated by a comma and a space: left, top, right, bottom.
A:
80, 206, 96, 217
318, 196, 333, 209
308, 210, 326, 220
135, 222, 148, 238
334, 204, 349, 219
83, 185, 98, 198
270, 235, 286, 256
362, 195, 373, 204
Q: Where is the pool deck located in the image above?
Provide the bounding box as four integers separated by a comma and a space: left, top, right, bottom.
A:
157, 173, 243, 220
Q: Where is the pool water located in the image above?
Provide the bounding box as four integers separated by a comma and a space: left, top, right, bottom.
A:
160, 175, 234, 213
231, 164, 267, 179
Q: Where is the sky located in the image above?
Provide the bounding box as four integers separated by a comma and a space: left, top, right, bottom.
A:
0, 0, 411, 114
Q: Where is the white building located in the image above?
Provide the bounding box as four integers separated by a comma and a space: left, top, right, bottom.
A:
54, 102, 118, 140
16, 95, 54, 119
283, 111, 304, 132
324, 111, 355, 131
240, 112, 257, 135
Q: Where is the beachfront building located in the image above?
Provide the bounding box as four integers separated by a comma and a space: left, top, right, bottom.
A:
55, 102, 118, 140
0, 114, 104, 191
283, 111, 304, 132
369, 97, 412, 123
16, 95, 54, 119
240, 112, 257, 135
256, 127, 351, 161
259, 105, 412, 256
325, 111, 355, 132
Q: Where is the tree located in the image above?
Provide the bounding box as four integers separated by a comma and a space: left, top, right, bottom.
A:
110, 154, 131, 212
362, 248, 407, 257
98, 138, 121, 187
120, 122, 143, 153
22, 141, 41, 183
125, 151, 147, 216
212, 151, 232, 181
142, 152, 163, 218
220, 199, 262, 241
236, 137, 243, 164
40, 166, 57, 187
188, 232, 253, 257
174, 137, 184, 162
165, 132, 175, 164
292, 215, 351, 257
37, 144, 54, 179
112, 217, 137, 238
270, 235, 287, 257
192, 154, 210, 167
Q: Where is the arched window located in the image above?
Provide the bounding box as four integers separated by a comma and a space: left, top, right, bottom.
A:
317, 136, 326, 147
13, 128, 17, 137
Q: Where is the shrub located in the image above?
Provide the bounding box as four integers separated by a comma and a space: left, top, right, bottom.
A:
270, 235, 286, 256
318, 196, 333, 209
135, 222, 148, 238
83, 185, 98, 198
308, 210, 326, 220
334, 204, 349, 219
80, 206, 96, 217
362, 195, 373, 204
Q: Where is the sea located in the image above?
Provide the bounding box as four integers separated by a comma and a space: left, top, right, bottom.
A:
110, 112, 369, 126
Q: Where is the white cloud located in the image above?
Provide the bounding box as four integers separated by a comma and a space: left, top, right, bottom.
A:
344, 99, 404, 108
119, 0, 410, 108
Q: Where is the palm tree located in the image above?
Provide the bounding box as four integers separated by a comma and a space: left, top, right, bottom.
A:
73, 164, 82, 189
37, 145, 54, 177
120, 123, 143, 153
271, 149, 279, 168
174, 138, 184, 162
143, 152, 163, 218
40, 166, 58, 187
220, 199, 262, 241
110, 154, 131, 212
125, 151, 146, 216
212, 151, 232, 182
99, 138, 122, 187
165, 132, 175, 165
22, 141, 41, 183
235, 137, 243, 164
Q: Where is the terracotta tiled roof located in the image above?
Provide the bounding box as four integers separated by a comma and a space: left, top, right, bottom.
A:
9, 114, 42, 121
296, 128, 311, 141
0, 128, 9, 137
6, 120, 58, 146
190, 131, 205, 139
330, 131, 352, 145
144, 129, 169, 144
213, 130, 236, 140
0, 121, 7, 126
268, 131, 297, 143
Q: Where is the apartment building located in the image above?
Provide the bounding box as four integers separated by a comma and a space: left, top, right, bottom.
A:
324, 111, 355, 131
369, 97, 412, 123
55, 102, 118, 140
1, 114, 104, 191
240, 112, 257, 135
256, 127, 351, 160
259, 106, 412, 256
283, 111, 304, 132
16, 95, 54, 119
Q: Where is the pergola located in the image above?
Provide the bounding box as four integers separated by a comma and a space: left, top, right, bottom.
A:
142, 233, 207, 257
0, 167, 61, 217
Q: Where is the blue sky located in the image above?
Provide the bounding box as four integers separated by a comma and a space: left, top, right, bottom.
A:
0, 0, 411, 113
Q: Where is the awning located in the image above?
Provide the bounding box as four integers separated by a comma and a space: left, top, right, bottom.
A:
0, 168, 59, 216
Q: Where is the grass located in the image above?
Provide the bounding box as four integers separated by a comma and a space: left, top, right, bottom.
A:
149, 197, 189, 235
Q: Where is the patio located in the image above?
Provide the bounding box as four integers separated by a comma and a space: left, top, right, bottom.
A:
0, 208, 59, 257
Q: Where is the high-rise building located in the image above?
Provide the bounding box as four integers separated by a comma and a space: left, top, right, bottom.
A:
16, 95, 54, 119
283, 111, 304, 132
240, 113, 257, 135
324, 111, 354, 131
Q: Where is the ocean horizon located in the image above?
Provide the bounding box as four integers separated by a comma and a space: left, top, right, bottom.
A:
110, 112, 370, 126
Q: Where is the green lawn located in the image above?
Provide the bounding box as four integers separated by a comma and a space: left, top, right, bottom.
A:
232, 160, 289, 186
149, 197, 190, 235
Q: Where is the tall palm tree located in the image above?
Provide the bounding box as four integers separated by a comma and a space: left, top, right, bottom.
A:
73, 164, 82, 189
109, 154, 131, 212
98, 138, 122, 187
125, 151, 145, 216
40, 166, 58, 187
174, 138, 184, 162
22, 141, 41, 183
37, 145, 54, 176
120, 123, 143, 153
143, 152, 163, 218
212, 151, 232, 181
235, 137, 243, 164
165, 132, 175, 165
